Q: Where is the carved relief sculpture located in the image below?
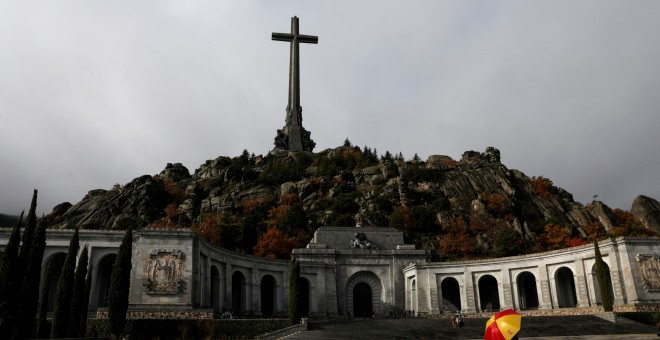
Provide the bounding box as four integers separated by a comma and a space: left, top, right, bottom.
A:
636, 254, 660, 292
144, 249, 185, 295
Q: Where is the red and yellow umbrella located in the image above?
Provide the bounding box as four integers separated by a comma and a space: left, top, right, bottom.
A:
484, 309, 521, 340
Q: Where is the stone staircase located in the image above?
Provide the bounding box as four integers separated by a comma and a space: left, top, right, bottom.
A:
276, 315, 656, 339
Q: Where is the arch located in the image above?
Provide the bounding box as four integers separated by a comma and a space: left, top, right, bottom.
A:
298, 277, 310, 317
440, 277, 461, 312
260, 275, 276, 316
591, 262, 614, 306
516, 271, 539, 310
555, 267, 577, 308
95, 254, 116, 308
409, 278, 417, 313
40, 252, 67, 313
232, 271, 247, 314
478, 275, 500, 312
346, 271, 382, 317
353, 282, 372, 318
210, 265, 221, 312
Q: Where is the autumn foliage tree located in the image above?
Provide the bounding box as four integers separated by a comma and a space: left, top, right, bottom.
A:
530, 176, 553, 198
535, 224, 586, 251
581, 223, 607, 241
610, 209, 654, 237
253, 227, 296, 259
439, 216, 478, 260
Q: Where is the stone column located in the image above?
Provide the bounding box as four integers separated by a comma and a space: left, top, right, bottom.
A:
463, 269, 477, 313
616, 242, 639, 304
500, 269, 513, 310
606, 241, 625, 305
511, 276, 521, 310
324, 264, 339, 315
225, 261, 232, 312
549, 275, 559, 308
246, 267, 254, 314
574, 261, 590, 307
251, 268, 260, 315
538, 265, 553, 309
277, 270, 286, 314
427, 271, 440, 315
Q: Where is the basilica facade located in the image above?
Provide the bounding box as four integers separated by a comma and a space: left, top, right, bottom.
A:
1, 227, 659, 318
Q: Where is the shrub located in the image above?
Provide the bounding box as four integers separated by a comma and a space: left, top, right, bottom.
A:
530, 176, 553, 198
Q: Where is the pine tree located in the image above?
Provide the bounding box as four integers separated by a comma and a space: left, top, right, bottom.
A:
288, 257, 301, 324
107, 226, 133, 337
69, 244, 89, 337
0, 211, 24, 336
51, 228, 80, 338
12, 209, 47, 339
594, 239, 613, 312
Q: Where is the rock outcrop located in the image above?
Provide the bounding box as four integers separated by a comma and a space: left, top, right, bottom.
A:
43, 146, 660, 257
632, 195, 660, 235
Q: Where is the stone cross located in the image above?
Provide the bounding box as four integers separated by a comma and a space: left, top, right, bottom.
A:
272, 16, 317, 152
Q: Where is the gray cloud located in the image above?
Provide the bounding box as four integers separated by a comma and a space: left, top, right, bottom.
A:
1, 1, 659, 214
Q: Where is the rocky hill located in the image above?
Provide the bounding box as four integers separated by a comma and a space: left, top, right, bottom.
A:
43, 145, 660, 260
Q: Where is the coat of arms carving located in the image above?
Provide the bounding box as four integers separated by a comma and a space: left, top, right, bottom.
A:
636, 254, 660, 292
143, 249, 184, 295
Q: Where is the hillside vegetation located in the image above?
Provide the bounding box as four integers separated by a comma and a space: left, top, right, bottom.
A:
42, 143, 658, 261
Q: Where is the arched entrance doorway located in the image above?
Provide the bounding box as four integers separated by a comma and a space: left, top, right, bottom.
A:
346, 271, 381, 317
440, 277, 461, 312
556, 267, 577, 308
232, 271, 246, 314
96, 254, 116, 308
210, 266, 221, 312
478, 275, 500, 312
591, 262, 614, 306
353, 282, 372, 318
298, 277, 310, 317
517, 271, 539, 310
260, 275, 276, 316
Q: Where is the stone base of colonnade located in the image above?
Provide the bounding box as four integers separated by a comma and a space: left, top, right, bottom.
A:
96, 307, 215, 319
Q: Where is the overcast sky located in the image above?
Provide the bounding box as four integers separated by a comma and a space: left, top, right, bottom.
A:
1, 1, 659, 215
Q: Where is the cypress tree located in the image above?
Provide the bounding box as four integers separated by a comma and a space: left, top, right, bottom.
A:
12, 212, 47, 339
594, 239, 613, 312
288, 257, 301, 324
17, 190, 38, 275
0, 211, 24, 337
107, 226, 133, 337
69, 244, 89, 337
79, 264, 93, 337
8, 189, 39, 339
51, 228, 80, 338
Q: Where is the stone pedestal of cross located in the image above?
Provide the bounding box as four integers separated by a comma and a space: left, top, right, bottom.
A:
272, 16, 317, 152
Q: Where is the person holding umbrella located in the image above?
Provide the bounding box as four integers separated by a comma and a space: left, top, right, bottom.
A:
484, 309, 521, 340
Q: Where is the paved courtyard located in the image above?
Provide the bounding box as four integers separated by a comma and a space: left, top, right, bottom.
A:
282, 315, 657, 339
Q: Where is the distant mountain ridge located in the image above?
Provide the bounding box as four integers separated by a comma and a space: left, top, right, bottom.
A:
41, 145, 660, 260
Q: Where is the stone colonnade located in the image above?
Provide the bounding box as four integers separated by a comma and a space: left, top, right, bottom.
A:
404, 237, 660, 315
1, 228, 659, 319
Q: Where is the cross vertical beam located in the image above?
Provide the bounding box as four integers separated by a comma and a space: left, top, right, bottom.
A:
272, 16, 317, 152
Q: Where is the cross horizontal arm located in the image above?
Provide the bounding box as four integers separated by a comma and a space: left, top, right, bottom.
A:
272, 33, 293, 42
298, 35, 318, 44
